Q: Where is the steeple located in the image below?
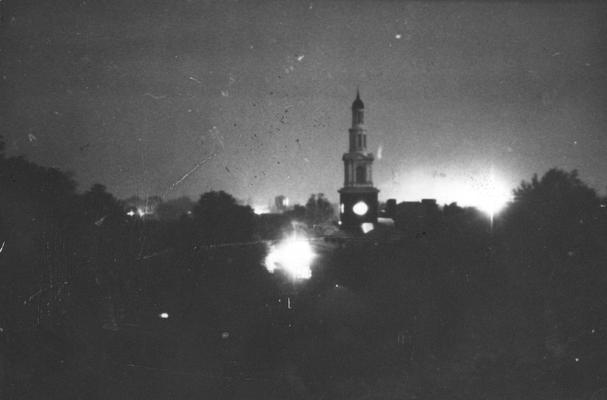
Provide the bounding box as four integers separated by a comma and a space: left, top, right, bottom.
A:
349, 90, 367, 152
352, 88, 364, 110
351, 89, 364, 126
339, 90, 379, 231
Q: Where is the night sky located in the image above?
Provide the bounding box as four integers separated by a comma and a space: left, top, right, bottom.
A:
2, 1, 606, 210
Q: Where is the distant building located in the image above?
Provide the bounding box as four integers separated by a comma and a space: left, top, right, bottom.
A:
338, 90, 379, 230
274, 195, 289, 213
382, 198, 397, 219
393, 199, 440, 235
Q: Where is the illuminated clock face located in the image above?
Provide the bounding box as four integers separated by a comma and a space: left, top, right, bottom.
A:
352, 201, 368, 216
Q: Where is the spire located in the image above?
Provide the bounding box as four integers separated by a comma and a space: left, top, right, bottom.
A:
352, 88, 364, 110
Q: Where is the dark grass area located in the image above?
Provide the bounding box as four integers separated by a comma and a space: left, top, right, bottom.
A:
3, 235, 607, 399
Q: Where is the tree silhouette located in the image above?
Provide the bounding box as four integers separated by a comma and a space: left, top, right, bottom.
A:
156, 196, 194, 221
192, 190, 255, 245
513, 169, 598, 215
506, 168, 601, 255
499, 168, 607, 387
304, 193, 335, 225
79, 183, 123, 223
0, 147, 85, 341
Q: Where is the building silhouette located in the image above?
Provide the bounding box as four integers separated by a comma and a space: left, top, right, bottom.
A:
274, 195, 289, 213
393, 199, 440, 236
338, 90, 379, 230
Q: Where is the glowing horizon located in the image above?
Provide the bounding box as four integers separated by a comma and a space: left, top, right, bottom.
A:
383, 167, 514, 218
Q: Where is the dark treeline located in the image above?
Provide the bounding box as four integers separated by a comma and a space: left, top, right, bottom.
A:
1, 139, 607, 399
317, 170, 607, 399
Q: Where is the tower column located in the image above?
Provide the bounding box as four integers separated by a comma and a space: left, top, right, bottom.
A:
339, 90, 379, 231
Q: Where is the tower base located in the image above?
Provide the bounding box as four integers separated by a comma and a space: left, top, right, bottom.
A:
338, 187, 379, 231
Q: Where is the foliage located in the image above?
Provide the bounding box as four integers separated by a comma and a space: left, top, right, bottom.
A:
510, 169, 599, 228
502, 168, 603, 264
304, 193, 335, 225
156, 196, 194, 221
192, 190, 256, 244
2, 144, 607, 399
285, 204, 306, 221
79, 183, 124, 223
497, 168, 607, 393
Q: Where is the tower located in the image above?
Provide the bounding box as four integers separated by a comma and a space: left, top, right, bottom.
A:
338, 90, 379, 230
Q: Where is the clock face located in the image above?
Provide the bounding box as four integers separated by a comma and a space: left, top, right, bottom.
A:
352, 201, 368, 216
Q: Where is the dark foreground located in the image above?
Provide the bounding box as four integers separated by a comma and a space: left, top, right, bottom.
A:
3, 230, 607, 400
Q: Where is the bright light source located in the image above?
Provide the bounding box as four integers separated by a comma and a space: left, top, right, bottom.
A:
340, 203, 345, 213
474, 169, 511, 219
264, 233, 315, 280
353, 201, 368, 216
137, 208, 146, 217
126, 210, 136, 217
159, 312, 169, 319
390, 167, 512, 220
253, 204, 270, 215
361, 222, 374, 234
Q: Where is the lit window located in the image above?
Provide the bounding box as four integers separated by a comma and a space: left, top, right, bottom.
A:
361, 222, 374, 234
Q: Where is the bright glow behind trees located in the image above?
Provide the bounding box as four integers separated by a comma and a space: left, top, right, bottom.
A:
475, 170, 512, 218
387, 168, 512, 218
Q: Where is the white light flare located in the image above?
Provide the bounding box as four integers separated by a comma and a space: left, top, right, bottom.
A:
159, 312, 169, 319
264, 233, 315, 280
475, 169, 512, 221
253, 204, 270, 215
